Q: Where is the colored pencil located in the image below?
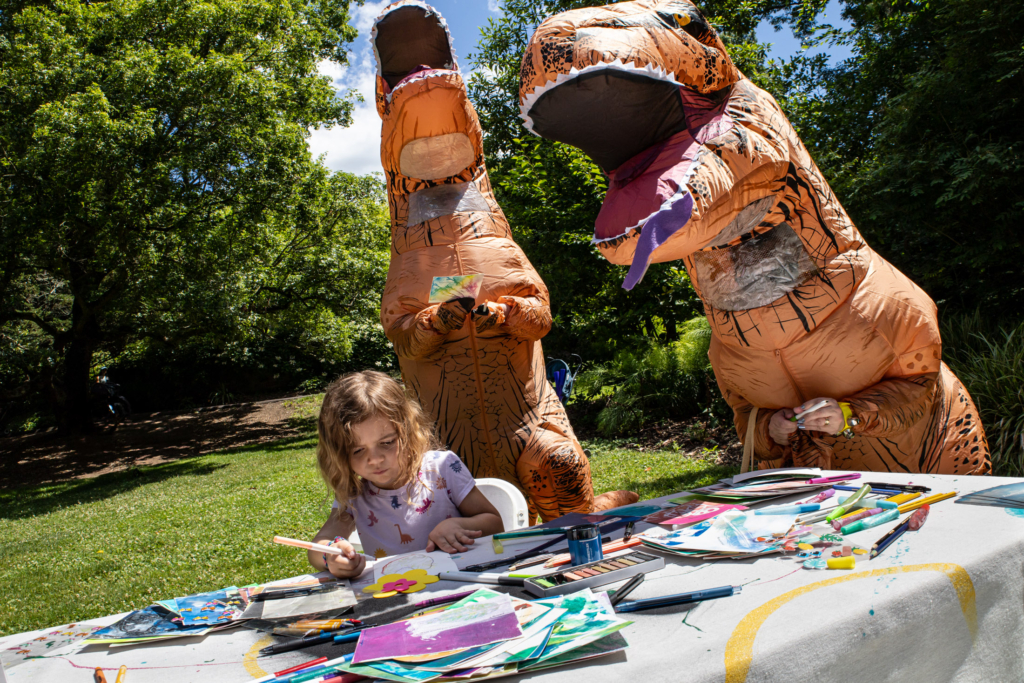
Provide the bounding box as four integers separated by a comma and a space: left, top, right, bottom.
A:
869, 519, 911, 559
897, 491, 955, 513
273, 536, 350, 556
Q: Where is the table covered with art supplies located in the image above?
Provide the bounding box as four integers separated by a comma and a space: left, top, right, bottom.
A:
5, 468, 1024, 683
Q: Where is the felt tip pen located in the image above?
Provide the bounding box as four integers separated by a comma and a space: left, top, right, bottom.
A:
114, 666, 128, 683
615, 585, 742, 612
609, 573, 645, 607
755, 503, 822, 515
789, 399, 830, 422
412, 589, 476, 609
841, 507, 899, 535
438, 571, 525, 587
275, 658, 328, 678
493, 526, 573, 540
94, 668, 108, 683
826, 485, 872, 522
806, 473, 861, 485
832, 507, 884, 530
259, 628, 364, 656
863, 482, 932, 493
834, 484, 902, 496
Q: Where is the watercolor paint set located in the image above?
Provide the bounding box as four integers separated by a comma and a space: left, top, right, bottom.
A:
523, 551, 664, 598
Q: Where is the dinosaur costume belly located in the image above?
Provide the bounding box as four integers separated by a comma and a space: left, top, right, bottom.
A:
517, 0, 989, 474
372, 2, 633, 520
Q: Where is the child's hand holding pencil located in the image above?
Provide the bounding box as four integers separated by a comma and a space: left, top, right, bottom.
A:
321, 537, 365, 579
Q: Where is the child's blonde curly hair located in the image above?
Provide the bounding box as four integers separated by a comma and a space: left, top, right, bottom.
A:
317, 371, 440, 511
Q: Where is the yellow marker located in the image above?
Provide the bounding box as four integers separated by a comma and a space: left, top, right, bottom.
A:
827, 556, 855, 570
898, 491, 956, 513
492, 537, 503, 554
114, 666, 128, 683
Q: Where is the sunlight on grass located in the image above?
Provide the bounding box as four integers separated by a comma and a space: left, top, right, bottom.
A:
0, 435, 733, 636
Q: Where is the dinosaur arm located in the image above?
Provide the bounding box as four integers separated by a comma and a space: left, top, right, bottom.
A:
384, 306, 447, 360
497, 294, 552, 341
843, 372, 938, 438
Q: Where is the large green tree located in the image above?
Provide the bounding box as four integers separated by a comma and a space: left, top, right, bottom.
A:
0, 0, 379, 430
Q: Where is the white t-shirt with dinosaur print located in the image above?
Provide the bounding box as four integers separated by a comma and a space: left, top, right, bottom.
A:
336, 450, 476, 559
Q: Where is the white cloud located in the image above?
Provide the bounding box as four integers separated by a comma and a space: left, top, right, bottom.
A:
306, 1, 390, 176
488, 0, 502, 12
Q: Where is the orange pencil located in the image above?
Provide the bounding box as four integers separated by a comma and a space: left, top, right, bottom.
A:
94, 668, 107, 683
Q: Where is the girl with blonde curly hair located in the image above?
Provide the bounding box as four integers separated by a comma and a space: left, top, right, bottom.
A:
309, 371, 503, 578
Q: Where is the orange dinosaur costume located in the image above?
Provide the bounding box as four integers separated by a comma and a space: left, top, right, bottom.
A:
518, 0, 989, 474
371, 1, 635, 520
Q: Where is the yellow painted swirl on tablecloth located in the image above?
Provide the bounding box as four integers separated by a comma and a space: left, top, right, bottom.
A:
244, 634, 274, 678
724, 563, 976, 683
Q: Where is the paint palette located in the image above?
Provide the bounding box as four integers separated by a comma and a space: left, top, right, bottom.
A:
523, 551, 664, 598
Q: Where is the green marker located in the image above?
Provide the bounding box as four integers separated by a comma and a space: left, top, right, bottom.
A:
825, 484, 872, 523
841, 507, 899, 534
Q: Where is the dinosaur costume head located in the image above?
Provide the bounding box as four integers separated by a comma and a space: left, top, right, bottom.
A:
517, 0, 990, 475
369, 1, 639, 521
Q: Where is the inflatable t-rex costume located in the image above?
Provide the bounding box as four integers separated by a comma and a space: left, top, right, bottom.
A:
518, 0, 990, 474
371, 1, 636, 520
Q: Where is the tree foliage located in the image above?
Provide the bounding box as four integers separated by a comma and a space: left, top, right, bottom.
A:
0, 0, 391, 430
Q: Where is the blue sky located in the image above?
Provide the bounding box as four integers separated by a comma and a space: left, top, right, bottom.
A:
309, 0, 852, 176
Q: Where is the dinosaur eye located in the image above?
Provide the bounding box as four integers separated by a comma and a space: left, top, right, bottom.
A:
674, 13, 691, 27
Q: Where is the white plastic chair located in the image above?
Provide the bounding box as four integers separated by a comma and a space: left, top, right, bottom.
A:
475, 477, 529, 532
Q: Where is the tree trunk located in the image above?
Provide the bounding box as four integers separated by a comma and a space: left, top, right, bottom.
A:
59, 299, 99, 434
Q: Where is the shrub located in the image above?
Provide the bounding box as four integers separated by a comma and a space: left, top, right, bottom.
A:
943, 312, 1024, 476
574, 317, 726, 435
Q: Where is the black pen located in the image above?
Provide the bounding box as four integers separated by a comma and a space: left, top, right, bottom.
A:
862, 482, 932, 493
253, 583, 344, 602
609, 573, 644, 607
258, 627, 364, 656
623, 521, 636, 542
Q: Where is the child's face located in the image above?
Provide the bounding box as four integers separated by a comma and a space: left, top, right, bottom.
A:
349, 414, 403, 489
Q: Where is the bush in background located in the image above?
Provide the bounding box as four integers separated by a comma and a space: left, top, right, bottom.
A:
943, 312, 1024, 477
574, 317, 728, 436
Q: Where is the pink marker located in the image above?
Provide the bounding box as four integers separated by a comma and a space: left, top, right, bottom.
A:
807, 473, 861, 485
807, 489, 836, 504
832, 507, 883, 531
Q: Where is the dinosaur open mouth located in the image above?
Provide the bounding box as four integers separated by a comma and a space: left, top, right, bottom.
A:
373, 3, 456, 89
525, 66, 688, 173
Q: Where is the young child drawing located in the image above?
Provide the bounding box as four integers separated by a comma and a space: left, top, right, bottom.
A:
309, 371, 504, 578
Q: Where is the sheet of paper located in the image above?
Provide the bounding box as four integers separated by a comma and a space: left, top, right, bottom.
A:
428, 274, 484, 303
2, 622, 105, 670
651, 509, 799, 553
255, 584, 357, 620
352, 592, 522, 664
373, 551, 460, 582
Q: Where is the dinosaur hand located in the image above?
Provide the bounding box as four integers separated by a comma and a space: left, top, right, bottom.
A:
430, 298, 473, 334
472, 302, 508, 333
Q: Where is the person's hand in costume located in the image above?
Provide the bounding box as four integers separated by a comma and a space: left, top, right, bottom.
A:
793, 397, 844, 435
472, 301, 509, 333
430, 298, 473, 334
768, 408, 798, 445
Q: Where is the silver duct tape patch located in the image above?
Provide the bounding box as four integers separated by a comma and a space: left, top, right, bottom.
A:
406, 181, 491, 227
692, 222, 817, 311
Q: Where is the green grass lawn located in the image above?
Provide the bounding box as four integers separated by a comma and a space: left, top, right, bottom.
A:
0, 433, 735, 637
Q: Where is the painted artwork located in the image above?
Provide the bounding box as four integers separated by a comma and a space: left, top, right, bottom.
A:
85, 607, 212, 644
352, 593, 522, 663
531, 589, 631, 663
650, 509, 799, 554
372, 551, 459, 582
175, 588, 243, 626
428, 274, 483, 304
645, 501, 748, 528
2, 622, 105, 670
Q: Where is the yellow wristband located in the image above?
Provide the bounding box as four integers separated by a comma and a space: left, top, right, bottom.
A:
838, 402, 853, 434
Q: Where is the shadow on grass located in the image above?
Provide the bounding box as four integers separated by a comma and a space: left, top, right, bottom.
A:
0, 459, 228, 521
622, 464, 740, 499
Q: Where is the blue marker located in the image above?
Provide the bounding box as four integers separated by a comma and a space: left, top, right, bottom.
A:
614, 585, 742, 612
755, 503, 821, 515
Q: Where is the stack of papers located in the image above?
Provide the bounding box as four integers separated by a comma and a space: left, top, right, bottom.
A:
688, 468, 834, 505
336, 588, 631, 682
639, 509, 800, 560
85, 575, 356, 646
644, 500, 748, 529
956, 483, 1024, 509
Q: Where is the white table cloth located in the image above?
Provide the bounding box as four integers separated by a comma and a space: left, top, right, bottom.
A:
3, 471, 1021, 682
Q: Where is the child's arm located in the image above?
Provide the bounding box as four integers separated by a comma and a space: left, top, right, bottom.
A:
426, 487, 505, 553
308, 508, 367, 579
